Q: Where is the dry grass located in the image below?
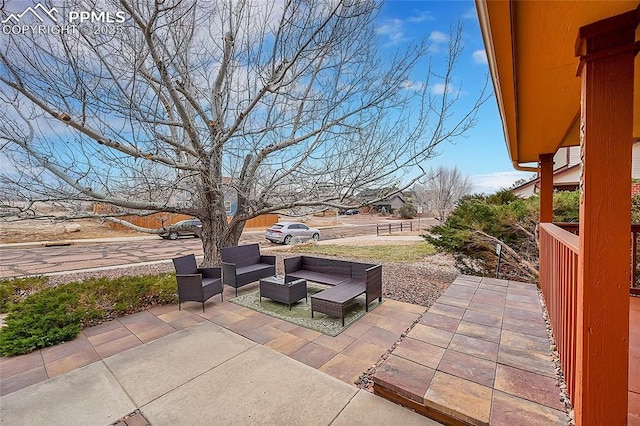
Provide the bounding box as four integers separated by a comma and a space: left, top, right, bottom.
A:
289, 242, 437, 263
0, 219, 144, 244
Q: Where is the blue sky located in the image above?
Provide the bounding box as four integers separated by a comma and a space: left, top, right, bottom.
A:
0, 0, 532, 196
376, 1, 534, 193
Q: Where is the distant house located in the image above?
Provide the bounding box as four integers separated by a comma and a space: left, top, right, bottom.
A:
175, 176, 238, 215
221, 177, 238, 216
358, 188, 408, 213
513, 143, 640, 198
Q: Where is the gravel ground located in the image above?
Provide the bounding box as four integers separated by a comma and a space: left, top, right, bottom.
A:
45, 252, 459, 308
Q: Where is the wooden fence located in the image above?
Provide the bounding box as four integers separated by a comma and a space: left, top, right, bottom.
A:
100, 211, 279, 231
376, 222, 413, 235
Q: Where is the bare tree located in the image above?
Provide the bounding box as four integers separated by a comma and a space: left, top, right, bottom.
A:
0, 0, 487, 264
416, 165, 473, 222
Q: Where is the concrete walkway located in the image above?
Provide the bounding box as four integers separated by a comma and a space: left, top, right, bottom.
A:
0, 283, 439, 425
2, 321, 435, 425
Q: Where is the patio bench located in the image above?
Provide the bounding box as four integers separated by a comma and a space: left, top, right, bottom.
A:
284, 256, 382, 325
222, 243, 276, 296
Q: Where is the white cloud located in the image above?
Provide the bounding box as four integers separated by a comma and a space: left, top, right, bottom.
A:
428, 30, 449, 43
0, 152, 19, 177
470, 171, 536, 194
402, 79, 424, 91
427, 30, 449, 53
376, 19, 406, 46
430, 82, 455, 95
407, 11, 434, 23
472, 49, 488, 64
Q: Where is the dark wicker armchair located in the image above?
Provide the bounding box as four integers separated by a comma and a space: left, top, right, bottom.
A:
172, 254, 223, 312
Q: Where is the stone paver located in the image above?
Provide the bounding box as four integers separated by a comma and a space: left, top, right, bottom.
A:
289, 341, 338, 368
456, 320, 502, 343
372, 276, 573, 426
490, 391, 567, 426
393, 337, 445, 370
494, 364, 565, 411
449, 333, 499, 362
419, 311, 460, 333
425, 371, 493, 425
462, 309, 502, 328
408, 323, 454, 348
438, 349, 496, 388
373, 354, 435, 403
358, 325, 401, 348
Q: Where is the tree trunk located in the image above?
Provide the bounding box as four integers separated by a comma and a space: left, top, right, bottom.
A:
222, 218, 246, 247
473, 230, 539, 277
199, 156, 229, 266
200, 210, 228, 266
221, 194, 250, 248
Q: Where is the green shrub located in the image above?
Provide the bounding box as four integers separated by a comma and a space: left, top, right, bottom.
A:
633, 194, 640, 223
553, 191, 580, 222
0, 276, 49, 313
486, 188, 519, 205
0, 273, 178, 356
0, 287, 82, 356
398, 203, 417, 219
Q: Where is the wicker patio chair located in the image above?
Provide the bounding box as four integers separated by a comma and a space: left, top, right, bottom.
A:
172, 254, 223, 312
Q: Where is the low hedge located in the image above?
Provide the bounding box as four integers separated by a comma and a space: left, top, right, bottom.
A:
0, 276, 49, 313
0, 274, 177, 357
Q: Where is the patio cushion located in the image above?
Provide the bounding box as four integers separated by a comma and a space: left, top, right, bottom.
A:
286, 270, 349, 286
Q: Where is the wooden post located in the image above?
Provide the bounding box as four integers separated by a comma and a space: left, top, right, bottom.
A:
574, 9, 637, 425
539, 153, 554, 223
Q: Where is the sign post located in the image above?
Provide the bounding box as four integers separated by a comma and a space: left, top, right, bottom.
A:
495, 243, 502, 279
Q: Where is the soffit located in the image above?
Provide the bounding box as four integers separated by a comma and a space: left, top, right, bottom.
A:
477, 0, 639, 167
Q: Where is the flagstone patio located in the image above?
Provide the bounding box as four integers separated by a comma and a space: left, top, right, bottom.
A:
373, 275, 640, 426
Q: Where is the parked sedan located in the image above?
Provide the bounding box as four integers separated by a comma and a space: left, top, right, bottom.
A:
265, 222, 320, 245
160, 219, 202, 240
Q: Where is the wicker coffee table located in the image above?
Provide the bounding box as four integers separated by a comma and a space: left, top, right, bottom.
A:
259, 276, 307, 310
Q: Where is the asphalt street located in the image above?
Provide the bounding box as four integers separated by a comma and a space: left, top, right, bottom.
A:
0, 219, 434, 278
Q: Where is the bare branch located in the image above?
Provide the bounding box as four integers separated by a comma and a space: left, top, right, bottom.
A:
0, 0, 487, 264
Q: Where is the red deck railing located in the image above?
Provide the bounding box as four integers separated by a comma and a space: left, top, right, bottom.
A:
631, 225, 640, 296
555, 222, 640, 295
539, 223, 579, 400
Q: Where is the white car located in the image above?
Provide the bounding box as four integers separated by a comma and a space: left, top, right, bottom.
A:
265, 222, 320, 244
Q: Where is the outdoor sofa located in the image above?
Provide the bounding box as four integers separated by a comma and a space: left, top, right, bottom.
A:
221, 243, 276, 296
284, 256, 382, 325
